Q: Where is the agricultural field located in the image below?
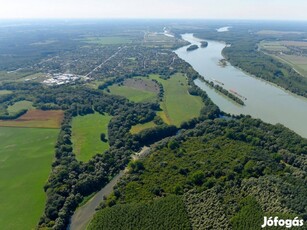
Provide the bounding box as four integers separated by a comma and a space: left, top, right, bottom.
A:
108, 78, 159, 103
260, 40, 307, 77
0, 127, 59, 230
7, 100, 34, 115
0, 110, 64, 128
72, 113, 112, 162
148, 74, 203, 126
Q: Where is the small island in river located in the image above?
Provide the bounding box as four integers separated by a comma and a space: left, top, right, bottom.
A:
200, 41, 208, 48
186, 44, 199, 51
218, 58, 227, 67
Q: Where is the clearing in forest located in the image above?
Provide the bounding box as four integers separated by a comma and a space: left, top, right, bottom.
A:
108, 78, 159, 103
148, 74, 203, 127
72, 113, 112, 162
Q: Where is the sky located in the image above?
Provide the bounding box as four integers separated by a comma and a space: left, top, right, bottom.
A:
0, 0, 306, 20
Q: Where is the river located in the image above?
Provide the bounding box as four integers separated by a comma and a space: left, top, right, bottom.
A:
175, 34, 307, 138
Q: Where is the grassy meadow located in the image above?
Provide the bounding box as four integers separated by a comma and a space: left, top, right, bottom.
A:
108, 73, 203, 128
0, 90, 12, 95
0, 127, 59, 230
130, 121, 157, 134
72, 113, 112, 162
108, 85, 157, 103
148, 74, 203, 126
7, 100, 34, 115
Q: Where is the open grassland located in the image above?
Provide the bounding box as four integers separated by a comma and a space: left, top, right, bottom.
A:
0, 127, 59, 230
130, 121, 157, 134
0, 110, 64, 128
0, 90, 12, 95
83, 36, 132, 45
108, 84, 157, 103
260, 40, 307, 77
72, 113, 112, 162
148, 74, 203, 127
124, 78, 160, 93
7, 100, 34, 115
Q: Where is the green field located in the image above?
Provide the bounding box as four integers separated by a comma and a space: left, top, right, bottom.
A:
84, 36, 132, 45
130, 121, 157, 134
0, 127, 59, 230
148, 74, 203, 126
108, 85, 157, 103
72, 113, 112, 162
0, 90, 12, 95
7, 100, 34, 115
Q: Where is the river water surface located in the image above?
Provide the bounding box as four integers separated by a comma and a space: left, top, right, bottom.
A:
175, 34, 307, 138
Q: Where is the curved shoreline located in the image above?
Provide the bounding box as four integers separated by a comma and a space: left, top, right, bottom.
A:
175, 33, 307, 138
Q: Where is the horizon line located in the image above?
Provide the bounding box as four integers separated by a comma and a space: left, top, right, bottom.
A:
0, 18, 307, 22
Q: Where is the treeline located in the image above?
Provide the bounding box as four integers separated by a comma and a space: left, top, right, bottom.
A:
151, 79, 164, 101
0, 108, 27, 120
199, 77, 245, 105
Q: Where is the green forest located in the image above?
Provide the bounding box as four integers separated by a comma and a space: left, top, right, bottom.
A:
91, 116, 307, 229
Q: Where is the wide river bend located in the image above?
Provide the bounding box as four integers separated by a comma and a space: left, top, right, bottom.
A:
175, 34, 307, 138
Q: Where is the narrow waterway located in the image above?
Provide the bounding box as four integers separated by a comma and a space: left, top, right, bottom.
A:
175, 34, 307, 138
